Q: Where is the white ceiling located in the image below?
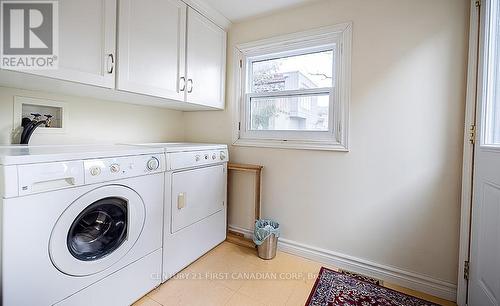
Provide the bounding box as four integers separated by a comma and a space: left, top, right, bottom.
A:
201, 0, 317, 22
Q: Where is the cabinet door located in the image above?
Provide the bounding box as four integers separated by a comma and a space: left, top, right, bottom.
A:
117, 0, 186, 101
185, 8, 226, 109
26, 0, 116, 88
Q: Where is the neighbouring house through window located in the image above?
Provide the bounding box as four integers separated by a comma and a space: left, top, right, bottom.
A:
233, 23, 352, 151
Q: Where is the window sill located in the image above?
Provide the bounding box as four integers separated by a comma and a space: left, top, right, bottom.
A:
232, 138, 349, 151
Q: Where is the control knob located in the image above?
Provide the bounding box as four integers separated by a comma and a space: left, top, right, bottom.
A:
147, 157, 160, 171
110, 164, 120, 173
219, 151, 226, 160
90, 166, 101, 176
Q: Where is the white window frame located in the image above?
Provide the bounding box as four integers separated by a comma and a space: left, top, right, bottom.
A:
481, 0, 500, 147
232, 23, 352, 151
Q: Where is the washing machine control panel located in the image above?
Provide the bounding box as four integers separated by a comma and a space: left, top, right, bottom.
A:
84, 153, 165, 184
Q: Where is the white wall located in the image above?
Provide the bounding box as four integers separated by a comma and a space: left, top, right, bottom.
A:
0, 86, 184, 145
184, 0, 469, 289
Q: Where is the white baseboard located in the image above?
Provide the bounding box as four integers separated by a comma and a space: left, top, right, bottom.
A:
277, 238, 457, 302
228, 224, 253, 238
228, 225, 456, 301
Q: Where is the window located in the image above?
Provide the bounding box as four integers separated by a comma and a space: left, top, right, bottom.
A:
482, 0, 500, 146
233, 23, 352, 151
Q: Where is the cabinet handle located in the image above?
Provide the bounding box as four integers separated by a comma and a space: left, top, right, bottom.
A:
106, 54, 114, 74
187, 79, 193, 93
179, 77, 186, 92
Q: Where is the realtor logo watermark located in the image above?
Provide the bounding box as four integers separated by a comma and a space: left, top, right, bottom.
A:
1, 1, 58, 69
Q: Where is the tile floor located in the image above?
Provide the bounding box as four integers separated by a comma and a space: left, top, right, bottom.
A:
134, 242, 456, 306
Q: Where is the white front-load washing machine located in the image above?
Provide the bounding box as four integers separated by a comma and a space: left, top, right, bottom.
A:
0, 145, 165, 305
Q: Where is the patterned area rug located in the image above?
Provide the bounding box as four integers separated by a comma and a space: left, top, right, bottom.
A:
305, 267, 439, 306
338, 269, 383, 286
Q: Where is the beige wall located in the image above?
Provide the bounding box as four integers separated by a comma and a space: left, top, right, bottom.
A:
0, 87, 184, 145
185, 0, 469, 284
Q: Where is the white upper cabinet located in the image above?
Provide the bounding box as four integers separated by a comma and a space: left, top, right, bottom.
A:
28, 0, 117, 88
117, 0, 187, 101
185, 8, 226, 109
0, 0, 227, 110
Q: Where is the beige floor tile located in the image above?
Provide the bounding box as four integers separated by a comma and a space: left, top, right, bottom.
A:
236, 277, 299, 306
225, 292, 266, 306
132, 241, 456, 306
184, 246, 260, 292
149, 278, 235, 306
147, 278, 189, 305
285, 281, 315, 306
133, 296, 162, 306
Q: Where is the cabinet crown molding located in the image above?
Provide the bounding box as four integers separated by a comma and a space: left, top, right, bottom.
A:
183, 0, 232, 30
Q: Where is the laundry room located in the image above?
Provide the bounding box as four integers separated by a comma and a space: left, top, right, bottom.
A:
0, 0, 495, 305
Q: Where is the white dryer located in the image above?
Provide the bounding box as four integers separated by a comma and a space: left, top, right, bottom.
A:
131, 143, 228, 281
0, 145, 165, 305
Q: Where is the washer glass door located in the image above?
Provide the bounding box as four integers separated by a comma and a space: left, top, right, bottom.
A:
67, 197, 127, 261
50, 185, 145, 276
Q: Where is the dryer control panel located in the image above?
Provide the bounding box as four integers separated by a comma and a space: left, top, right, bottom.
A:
84, 153, 165, 184
167, 149, 229, 171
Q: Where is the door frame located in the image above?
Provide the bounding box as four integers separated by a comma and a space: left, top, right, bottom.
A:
457, 0, 483, 305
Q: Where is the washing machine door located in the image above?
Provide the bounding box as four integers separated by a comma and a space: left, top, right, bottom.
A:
49, 185, 145, 276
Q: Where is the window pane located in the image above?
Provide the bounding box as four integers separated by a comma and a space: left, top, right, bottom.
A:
484, 0, 500, 145
251, 49, 334, 93
250, 94, 330, 131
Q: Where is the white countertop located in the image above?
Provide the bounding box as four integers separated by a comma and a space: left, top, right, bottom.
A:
0, 144, 164, 165
128, 142, 228, 153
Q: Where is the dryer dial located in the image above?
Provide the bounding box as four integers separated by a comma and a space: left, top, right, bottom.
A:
147, 157, 160, 171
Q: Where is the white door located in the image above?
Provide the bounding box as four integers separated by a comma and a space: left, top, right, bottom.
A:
27, 0, 116, 88
469, 0, 500, 305
117, 0, 187, 100
185, 8, 226, 109
170, 165, 225, 233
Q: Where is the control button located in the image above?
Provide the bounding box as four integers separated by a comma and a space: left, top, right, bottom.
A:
195, 155, 201, 162
90, 166, 101, 176
220, 151, 226, 160
212, 154, 217, 160
147, 157, 160, 171
110, 164, 120, 173
204, 154, 209, 160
